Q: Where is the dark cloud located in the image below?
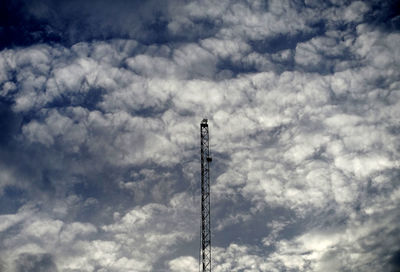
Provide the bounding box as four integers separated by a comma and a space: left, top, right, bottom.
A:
0, 100, 22, 145
15, 253, 58, 272
0, 0, 185, 49
390, 250, 400, 272
1, 0, 398, 50
364, 0, 400, 30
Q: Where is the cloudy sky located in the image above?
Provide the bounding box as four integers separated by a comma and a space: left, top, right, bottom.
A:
1, 0, 400, 271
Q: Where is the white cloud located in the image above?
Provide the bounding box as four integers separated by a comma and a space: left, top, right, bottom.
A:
168, 256, 198, 272
0, 193, 197, 271
213, 244, 269, 272
343, 1, 370, 23
1, 1, 400, 271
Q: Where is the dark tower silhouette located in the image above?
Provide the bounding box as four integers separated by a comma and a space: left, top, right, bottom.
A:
200, 119, 212, 272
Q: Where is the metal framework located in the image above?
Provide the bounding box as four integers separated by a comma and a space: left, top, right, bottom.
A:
200, 119, 212, 272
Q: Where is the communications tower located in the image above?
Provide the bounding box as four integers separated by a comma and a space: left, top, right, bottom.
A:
200, 119, 212, 272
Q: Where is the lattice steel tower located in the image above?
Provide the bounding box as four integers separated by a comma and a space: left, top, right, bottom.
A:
200, 119, 212, 272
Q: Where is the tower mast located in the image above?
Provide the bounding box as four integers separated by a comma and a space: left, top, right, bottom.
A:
200, 119, 212, 272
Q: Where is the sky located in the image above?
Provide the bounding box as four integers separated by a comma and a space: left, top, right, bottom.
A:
0, 0, 400, 271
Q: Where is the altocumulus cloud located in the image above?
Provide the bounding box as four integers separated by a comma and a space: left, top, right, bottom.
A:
0, 0, 400, 271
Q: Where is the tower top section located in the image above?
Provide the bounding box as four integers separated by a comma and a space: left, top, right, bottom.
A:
200, 118, 212, 272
